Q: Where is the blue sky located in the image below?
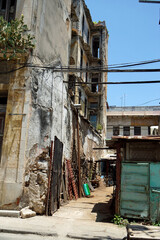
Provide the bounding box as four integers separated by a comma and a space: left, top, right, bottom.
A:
85, 0, 160, 106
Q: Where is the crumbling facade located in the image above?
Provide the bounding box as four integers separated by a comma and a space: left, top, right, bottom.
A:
70, 0, 108, 141
0, 0, 108, 213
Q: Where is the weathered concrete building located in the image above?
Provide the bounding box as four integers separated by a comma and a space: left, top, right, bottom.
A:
70, 0, 108, 140
106, 106, 160, 139
0, 0, 108, 214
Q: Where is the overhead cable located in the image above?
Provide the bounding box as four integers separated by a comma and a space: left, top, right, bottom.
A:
1, 57, 160, 70
139, 98, 160, 105
65, 80, 160, 85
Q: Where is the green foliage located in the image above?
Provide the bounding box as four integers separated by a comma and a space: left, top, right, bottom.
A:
93, 21, 101, 25
112, 214, 129, 226
153, 221, 160, 226
96, 123, 103, 131
0, 15, 35, 59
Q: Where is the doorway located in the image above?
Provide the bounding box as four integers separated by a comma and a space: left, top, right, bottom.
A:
120, 162, 160, 222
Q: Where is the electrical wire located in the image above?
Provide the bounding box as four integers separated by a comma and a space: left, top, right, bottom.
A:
139, 98, 160, 106
67, 80, 160, 85
0, 65, 26, 75
107, 59, 160, 69
1, 57, 160, 71
1, 63, 160, 74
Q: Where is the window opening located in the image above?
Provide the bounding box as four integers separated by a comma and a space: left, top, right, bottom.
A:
80, 49, 83, 69
78, 89, 81, 104
10, 0, 15, 7
150, 126, 158, 135
90, 114, 97, 128
84, 98, 87, 117
0, 97, 7, 104
68, 75, 75, 102
91, 78, 98, 92
0, 0, 16, 21
1, 0, 6, 9
90, 102, 98, 109
92, 36, 100, 58
86, 63, 88, 82
134, 126, 141, 136
123, 126, 130, 136
113, 126, 119, 136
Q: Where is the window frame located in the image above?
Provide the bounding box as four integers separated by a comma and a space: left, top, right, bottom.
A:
134, 126, 141, 136
123, 126, 130, 136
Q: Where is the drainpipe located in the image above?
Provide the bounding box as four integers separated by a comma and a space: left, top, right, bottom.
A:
77, 109, 82, 198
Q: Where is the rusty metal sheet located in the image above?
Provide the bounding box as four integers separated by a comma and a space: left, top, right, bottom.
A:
150, 163, 160, 222
120, 162, 149, 219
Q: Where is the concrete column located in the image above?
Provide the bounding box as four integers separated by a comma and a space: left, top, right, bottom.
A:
119, 126, 123, 136
130, 126, 134, 136
141, 126, 148, 136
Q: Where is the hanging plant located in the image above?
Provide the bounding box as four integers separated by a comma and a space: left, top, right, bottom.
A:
0, 15, 35, 60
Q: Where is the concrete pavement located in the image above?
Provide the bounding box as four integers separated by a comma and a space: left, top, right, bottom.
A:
0, 185, 127, 239
0, 215, 126, 239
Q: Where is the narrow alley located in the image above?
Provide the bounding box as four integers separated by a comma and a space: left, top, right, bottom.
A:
0, 182, 127, 240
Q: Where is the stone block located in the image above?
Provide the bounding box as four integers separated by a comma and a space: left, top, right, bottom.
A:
20, 207, 36, 219
37, 161, 48, 170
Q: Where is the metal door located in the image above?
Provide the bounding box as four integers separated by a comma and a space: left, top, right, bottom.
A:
120, 162, 149, 219
150, 163, 160, 222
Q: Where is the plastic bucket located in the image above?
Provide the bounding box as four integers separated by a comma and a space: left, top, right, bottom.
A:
83, 183, 90, 196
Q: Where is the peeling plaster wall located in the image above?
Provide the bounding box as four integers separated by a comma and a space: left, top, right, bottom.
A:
32, 0, 71, 65
0, 58, 30, 207
0, 0, 72, 211
22, 0, 73, 212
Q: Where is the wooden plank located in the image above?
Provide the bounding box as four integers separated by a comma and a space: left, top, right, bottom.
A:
62, 175, 67, 203
50, 136, 63, 214
66, 159, 78, 200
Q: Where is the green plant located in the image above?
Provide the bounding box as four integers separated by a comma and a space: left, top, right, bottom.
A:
96, 123, 103, 131
153, 221, 160, 226
0, 15, 35, 59
112, 214, 129, 226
